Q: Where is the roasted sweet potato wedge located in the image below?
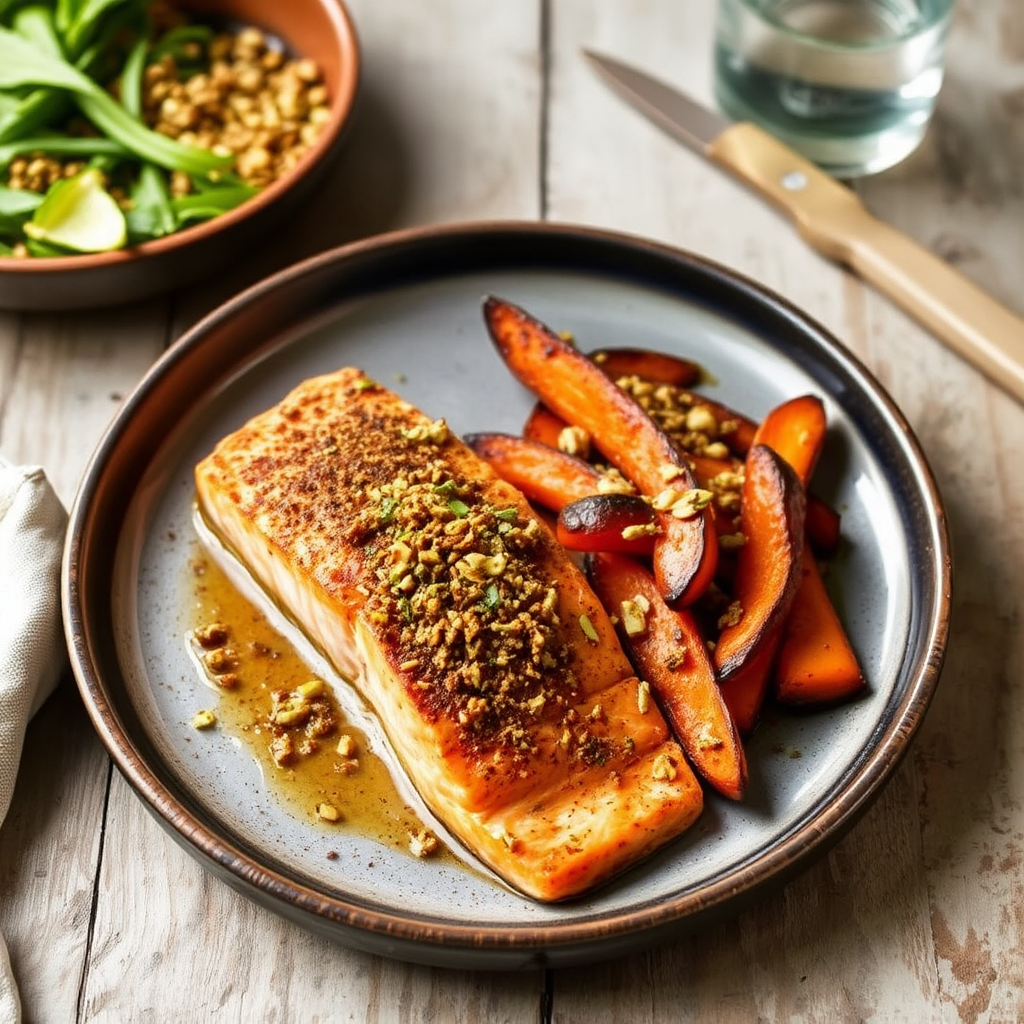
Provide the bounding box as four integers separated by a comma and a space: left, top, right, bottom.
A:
805, 495, 841, 555
484, 296, 717, 605
523, 402, 573, 451
713, 444, 805, 681
588, 552, 747, 800
589, 347, 703, 388
751, 395, 864, 707
557, 493, 658, 556
752, 394, 826, 483
774, 547, 866, 706
717, 635, 781, 737
463, 432, 600, 512
677, 393, 757, 456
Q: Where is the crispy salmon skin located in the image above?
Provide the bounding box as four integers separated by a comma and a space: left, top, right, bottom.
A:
194, 367, 703, 901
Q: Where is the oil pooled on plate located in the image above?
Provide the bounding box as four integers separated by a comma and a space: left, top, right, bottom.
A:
184, 543, 458, 866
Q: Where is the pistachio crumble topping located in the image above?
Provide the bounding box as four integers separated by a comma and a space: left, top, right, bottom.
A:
336, 402, 617, 768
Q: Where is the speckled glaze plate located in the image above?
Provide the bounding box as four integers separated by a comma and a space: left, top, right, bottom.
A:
63, 221, 950, 969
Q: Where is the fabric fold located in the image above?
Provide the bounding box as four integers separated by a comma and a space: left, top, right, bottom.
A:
0, 460, 69, 1024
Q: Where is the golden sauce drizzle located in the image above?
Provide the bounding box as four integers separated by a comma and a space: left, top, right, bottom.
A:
186, 546, 457, 865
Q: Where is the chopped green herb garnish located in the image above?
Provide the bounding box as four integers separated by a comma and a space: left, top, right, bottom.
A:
482, 582, 500, 610
448, 498, 470, 518
379, 497, 398, 522
432, 480, 457, 495
579, 614, 599, 643
494, 507, 518, 521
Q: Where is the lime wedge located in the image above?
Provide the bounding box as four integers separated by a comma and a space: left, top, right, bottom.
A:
23, 168, 127, 253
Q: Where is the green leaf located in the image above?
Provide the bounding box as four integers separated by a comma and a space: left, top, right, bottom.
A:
125, 162, 174, 240
54, 0, 80, 37
23, 236, 69, 257
0, 132, 130, 167
118, 27, 147, 120
0, 27, 233, 177
0, 89, 69, 146
0, 184, 42, 216
150, 23, 214, 66
170, 184, 256, 226
0, 183, 42, 234
12, 5, 63, 58
63, 0, 138, 58
0, 25, 109, 91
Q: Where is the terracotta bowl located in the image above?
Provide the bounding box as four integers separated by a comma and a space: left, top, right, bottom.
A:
0, 0, 360, 311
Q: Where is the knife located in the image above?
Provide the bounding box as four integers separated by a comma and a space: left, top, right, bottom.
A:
585, 50, 1024, 405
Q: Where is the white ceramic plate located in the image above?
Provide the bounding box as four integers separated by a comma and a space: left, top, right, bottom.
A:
64, 221, 950, 968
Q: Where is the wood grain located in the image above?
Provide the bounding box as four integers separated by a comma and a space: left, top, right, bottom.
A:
2, 0, 1023, 1019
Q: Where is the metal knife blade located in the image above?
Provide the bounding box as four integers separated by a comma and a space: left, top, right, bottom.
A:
583, 50, 729, 155
584, 49, 1024, 407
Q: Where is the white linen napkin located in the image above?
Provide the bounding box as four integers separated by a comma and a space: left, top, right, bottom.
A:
0, 459, 67, 1024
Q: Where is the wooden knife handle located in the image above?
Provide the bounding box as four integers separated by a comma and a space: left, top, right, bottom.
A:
708, 122, 1024, 403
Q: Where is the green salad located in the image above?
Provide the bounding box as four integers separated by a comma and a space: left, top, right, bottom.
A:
0, 0, 329, 256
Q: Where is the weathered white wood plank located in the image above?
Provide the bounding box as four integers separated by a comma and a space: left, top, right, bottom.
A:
0, 302, 169, 1023
862, 4, 1024, 1022
0, 685, 109, 1024
0, 302, 169, 504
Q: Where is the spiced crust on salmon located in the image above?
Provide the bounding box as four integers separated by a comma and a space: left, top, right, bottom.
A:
194, 367, 703, 901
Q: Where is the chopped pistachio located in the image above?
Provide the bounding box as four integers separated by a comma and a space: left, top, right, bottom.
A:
192, 709, 217, 730
619, 598, 647, 637
297, 678, 326, 698
401, 418, 449, 443
652, 752, 678, 781
717, 600, 744, 630
271, 695, 310, 727
637, 679, 651, 714
193, 622, 229, 648
719, 532, 747, 551
596, 467, 635, 494
685, 405, 719, 436
316, 802, 341, 823
621, 522, 660, 541
409, 829, 440, 858
696, 722, 724, 751
557, 425, 591, 459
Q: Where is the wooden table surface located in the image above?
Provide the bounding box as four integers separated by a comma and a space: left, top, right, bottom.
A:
2, 1, 1023, 1020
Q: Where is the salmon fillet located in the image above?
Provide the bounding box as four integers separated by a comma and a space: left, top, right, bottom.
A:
194, 367, 703, 901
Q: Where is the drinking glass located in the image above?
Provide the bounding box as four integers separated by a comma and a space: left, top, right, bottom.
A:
713, 0, 956, 177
